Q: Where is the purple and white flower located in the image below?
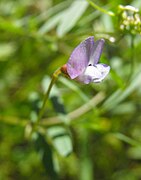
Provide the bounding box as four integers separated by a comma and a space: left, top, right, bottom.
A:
62, 36, 110, 84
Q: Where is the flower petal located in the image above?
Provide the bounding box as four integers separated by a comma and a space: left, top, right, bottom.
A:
76, 64, 110, 84
92, 64, 110, 82
89, 39, 105, 65
66, 36, 95, 79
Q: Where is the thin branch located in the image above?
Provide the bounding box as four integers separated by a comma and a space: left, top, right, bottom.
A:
86, 0, 115, 17
0, 92, 105, 127
0, 116, 27, 127
41, 92, 105, 125
37, 68, 61, 122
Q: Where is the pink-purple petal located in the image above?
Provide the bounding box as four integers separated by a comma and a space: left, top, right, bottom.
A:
66, 36, 95, 79
89, 39, 105, 65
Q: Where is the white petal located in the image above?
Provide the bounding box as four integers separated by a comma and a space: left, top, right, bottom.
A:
93, 64, 110, 82
76, 64, 110, 84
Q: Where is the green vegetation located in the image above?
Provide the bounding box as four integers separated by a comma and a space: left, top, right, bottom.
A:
0, 0, 141, 179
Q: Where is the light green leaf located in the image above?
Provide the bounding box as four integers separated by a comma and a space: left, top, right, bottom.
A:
47, 126, 73, 157
36, 1, 70, 22
57, 0, 88, 37
38, 12, 64, 35
38, 1, 88, 36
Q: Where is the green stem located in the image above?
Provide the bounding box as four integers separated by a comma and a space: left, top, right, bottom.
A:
0, 92, 105, 127
127, 35, 135, 83
37, 68, 62, 122
86, 0, 115, 17
130, 35, 135, 76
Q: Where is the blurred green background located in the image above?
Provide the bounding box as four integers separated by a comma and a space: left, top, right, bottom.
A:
1, 0, 141, 179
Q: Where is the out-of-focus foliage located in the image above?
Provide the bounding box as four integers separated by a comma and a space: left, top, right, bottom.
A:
0, 0, 141, 179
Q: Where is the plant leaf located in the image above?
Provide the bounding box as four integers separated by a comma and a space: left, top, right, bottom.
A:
47, 126, 73, 157
57, 0, 88, 37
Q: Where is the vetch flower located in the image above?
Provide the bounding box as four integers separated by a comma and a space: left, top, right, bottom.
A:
62, 36, 110, 84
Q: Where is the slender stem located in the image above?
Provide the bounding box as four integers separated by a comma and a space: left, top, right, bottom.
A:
86, 0, 115, 17
41, 92, 105, 125
130, 35, 135, 76
127, 35, 135, 83
37, 68, 62, 122
0, 92, 105, 127
0, 115, 27, 127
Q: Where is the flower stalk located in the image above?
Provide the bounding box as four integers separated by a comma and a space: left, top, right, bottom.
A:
86, 0, 115, 17
37, 68, 62, 122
